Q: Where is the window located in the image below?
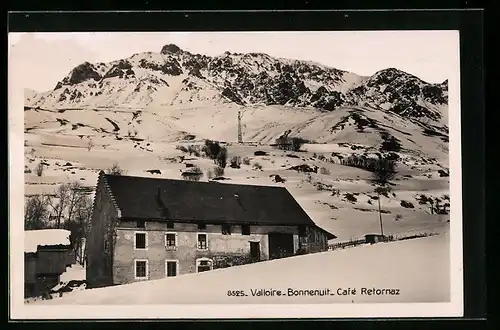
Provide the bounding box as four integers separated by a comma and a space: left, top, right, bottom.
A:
135, 232, 147, 250
197, 233, 208, 250
167, 221, 175, 229
137, 220, 145, 228
104, 239, 109, 253
197, 223, 207, 230
134, 260, 148, 279
165, 260, 178, 277
196, 258, 213, 273
241, 224, 250, 235
221, 223, 232, 235
165, 233, 177, 250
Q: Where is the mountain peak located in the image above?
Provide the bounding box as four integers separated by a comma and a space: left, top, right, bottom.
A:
161, 44, 183, 55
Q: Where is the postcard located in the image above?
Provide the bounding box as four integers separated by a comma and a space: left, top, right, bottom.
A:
9, 30, 463, 319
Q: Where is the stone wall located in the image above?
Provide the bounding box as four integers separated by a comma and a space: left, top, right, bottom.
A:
86, 174, 118, 288
112, 221, 300, 284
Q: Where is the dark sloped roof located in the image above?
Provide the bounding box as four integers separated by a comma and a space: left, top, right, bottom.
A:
102, 173, 326, 230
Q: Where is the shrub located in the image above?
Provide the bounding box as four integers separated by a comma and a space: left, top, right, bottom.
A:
35, 163, 44, 176
315, 182, 329, 191
275, 136, 307, 152
242, 157, 251, 165
202, 140, 221, 160
214, 166, 225, 177
395, 214, 403, 221
386, 152, 400, 161
230, 156, 241, 169
344, 193, 357, 203
319, 167, 330, 175
182, 166, 203, 181
176, 145, 188, 153
380, 134, 402, 152
290, 137, 307, 152
216, 147, 228, 168
252, 162, 263, 170
187, 144, 201, 157
371, 157, 397, 186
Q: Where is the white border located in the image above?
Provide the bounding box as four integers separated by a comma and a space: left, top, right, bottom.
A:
134, 259, 149, 280
197, 232, 209, 251
9, 31, 463, 319
196, 257, 214, 273
133, 231, 148, 250
165, 260, 179, 277
165, 232, 178, 250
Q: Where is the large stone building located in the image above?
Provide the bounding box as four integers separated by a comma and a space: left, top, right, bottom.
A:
86, 171, 336, 288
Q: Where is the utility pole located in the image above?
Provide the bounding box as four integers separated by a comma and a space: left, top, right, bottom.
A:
378, 194, 384, 237
237, 108, 243, 144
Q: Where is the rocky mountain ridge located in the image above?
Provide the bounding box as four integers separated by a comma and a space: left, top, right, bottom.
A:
25, 44, 448, 125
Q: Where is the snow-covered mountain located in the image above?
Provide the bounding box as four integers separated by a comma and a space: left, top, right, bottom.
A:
25, 44, 447, 125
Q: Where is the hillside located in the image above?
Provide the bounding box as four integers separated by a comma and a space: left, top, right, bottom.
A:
23, 44, 450, 242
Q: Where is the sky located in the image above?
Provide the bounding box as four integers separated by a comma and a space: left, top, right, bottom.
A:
9, 31, 459, 92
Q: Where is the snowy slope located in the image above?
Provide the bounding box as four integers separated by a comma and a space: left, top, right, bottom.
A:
32, 233, 450, 305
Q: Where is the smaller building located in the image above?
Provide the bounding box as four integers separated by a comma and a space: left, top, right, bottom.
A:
365, 234, 386, 244
24, 229, 75, 298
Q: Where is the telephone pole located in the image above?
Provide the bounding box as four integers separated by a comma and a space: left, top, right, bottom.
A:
237, 108, 243, 144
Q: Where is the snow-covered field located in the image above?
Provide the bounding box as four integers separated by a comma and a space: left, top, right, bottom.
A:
29, 232, 450, 305
23, 102, 450, 241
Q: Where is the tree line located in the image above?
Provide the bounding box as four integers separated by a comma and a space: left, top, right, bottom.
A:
24, 181, 93, 265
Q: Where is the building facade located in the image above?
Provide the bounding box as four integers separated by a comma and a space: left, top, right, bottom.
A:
87, 172, 336, 288
24, 229, 74, 298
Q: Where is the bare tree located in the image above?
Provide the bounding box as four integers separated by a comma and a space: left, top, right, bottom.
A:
24, 195, 49, 230
87, 138, 94, 151
107, 162, 124, 175
47, 183, 71, 229
65, 182, 86, 226
371, 157, 398, 237
35, 162, 44, 176
64, 193, 93, 265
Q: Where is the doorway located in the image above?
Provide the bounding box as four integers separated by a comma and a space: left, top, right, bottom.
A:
250, 241, 260, 262
268, 233, 294, 259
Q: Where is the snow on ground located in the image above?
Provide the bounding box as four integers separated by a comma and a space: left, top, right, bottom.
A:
24, 229, 71, 253
31, 233, 450, 305
59, 264, 86, 283
23, 103, 450, 241
24, 264, 87, 304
